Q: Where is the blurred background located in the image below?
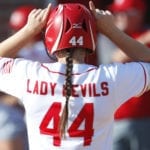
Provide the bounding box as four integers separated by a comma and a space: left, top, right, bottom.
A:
0, 0, 150, 41
0, 0, 110, 41
0, 0, 43, 41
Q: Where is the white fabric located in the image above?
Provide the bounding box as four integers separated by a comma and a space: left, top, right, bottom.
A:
0, 58, 149, 150
97, 34, 117, 64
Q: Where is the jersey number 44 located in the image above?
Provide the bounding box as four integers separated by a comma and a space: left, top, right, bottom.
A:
39, 102, 94, 146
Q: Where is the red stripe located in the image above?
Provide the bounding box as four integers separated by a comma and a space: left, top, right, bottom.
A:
139, 63, 147, 94
41, 64, 97, 76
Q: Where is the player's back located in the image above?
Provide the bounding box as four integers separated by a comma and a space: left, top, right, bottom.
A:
0, 59, 148, 150
23, 62, 115, 150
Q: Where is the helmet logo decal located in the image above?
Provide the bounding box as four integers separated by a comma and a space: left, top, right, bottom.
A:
72, 23, 82, 29
69, 36, 83, 46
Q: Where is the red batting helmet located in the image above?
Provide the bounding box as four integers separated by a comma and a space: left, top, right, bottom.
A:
45, 3, 97, 55
9, 5, 36, 31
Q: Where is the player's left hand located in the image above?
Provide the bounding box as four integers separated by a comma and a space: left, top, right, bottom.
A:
89, 1, 115, 36
24, 3, 51, 36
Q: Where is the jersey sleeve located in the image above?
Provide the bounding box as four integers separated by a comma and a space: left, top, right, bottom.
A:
0, 57, 38, 99
112, 62, 150, 108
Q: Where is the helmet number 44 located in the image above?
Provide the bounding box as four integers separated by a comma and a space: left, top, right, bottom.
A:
69, 36, 83, 46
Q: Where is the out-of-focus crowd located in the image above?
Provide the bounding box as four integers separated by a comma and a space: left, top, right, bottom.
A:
0, 0, 150, 149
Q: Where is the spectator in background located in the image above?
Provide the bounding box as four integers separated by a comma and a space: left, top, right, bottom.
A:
109, 0, 150, 62
9, 5, 56, 63
103, 0, 150, 149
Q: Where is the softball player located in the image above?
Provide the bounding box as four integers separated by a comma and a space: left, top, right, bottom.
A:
0, 1, 150, 150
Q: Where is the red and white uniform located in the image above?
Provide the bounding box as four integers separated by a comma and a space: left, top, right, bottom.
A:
0, 58, 150, 150
115, 30, 150, 120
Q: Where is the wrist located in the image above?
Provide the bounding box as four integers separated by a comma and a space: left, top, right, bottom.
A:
101, 25, 118, 38
22, 25, 39, 37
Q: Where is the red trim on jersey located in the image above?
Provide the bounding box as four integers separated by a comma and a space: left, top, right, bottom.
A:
138, 63, 147, 95
41, 64, 98, 76
115, 91, 150, 119
1, 58, 14, 74
115, 63, 150, 119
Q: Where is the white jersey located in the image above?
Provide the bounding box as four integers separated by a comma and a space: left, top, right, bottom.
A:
97, 34, 117, 64
0, 57, 150, 150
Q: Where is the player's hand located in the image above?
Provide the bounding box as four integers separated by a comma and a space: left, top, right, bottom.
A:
89, 1, 115, 36
24, 3, 51, 35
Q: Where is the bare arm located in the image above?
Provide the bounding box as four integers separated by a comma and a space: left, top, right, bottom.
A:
0, 4, 51, 57
89, 1, 150, 62
112, 49, 131, 63
112, 31, 150, 63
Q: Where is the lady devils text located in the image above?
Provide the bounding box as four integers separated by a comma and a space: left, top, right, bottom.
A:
26, 79, 109, 97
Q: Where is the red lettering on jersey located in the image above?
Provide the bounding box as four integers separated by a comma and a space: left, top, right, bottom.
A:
50, 83, 57, 96
1, 59, 14, 74
40, 81, 48, 95
101, 82, 109, 96
40, 102, 61, 146
68, 103, 94, 146
27, 79, 57, 95
93, 83, 101, 96
27, 79, 32, 93
40, 102, 94, 146
72, 85, 79, 97
33, 80, 39, 94
89, 84, 92, 97
80, 84, 86, 97
27, 79, 109, 97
